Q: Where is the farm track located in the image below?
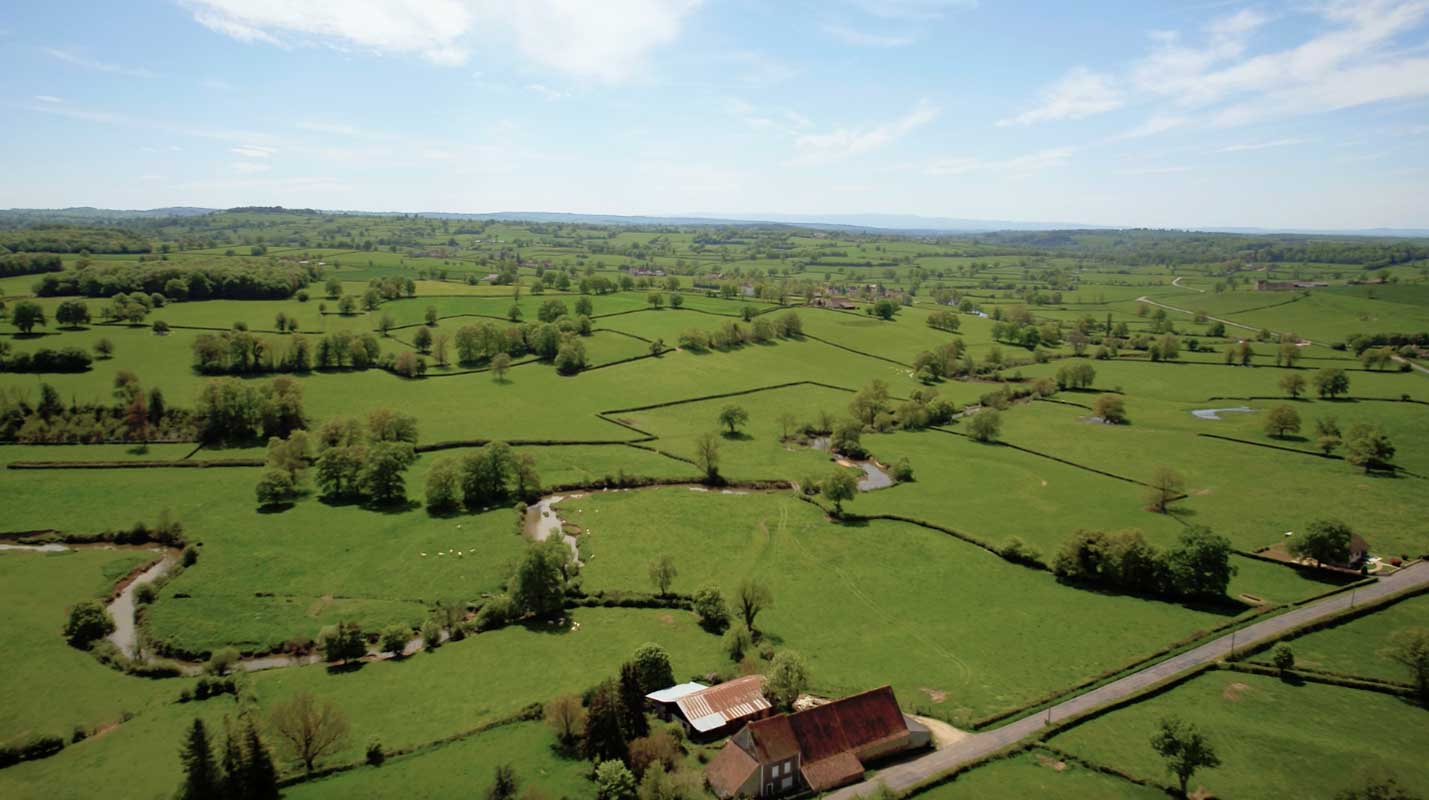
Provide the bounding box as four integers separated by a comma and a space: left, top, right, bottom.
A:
824, 561, 1429, 800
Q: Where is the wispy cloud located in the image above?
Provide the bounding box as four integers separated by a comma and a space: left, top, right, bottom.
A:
43, 47, 157, 78
791, 101, 938, 164
998, 67, 1122, 126
846, 0, 977, 21
525, 83, 567, 101
926, 146, 1074, 176
1122, 2, 1429, 133
184, 0, 703, 82
231, 161, 271, 174
34, 95, 64, 104
1117, 165, 1194, 176
1113, 114, 1190, 141
821, 23, 916, 47
231, 145, 277, 158
22, 101, 276, 145
1216, 137, 1310, 152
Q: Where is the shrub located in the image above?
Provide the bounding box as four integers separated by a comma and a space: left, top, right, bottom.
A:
722, 626, 753, 662
204, 646, 239, 675
380, 624, 412, 657
420, 619, 443, 650
366, 738, 386, 766
692, 586, 729, 632
998, 537, 1043, 567
0, 733, 65, 767
182, 545, 199, 566
891, 457, 914, 482
134, 583, 157, 605
475, 595, 515, 632
63, 601, 114, 648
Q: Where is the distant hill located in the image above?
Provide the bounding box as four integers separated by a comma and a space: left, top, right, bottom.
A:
1, 206, 1425, 238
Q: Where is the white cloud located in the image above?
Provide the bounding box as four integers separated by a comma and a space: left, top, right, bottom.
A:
821, 23, 916, 47
1130, 1, 1429, 121
1117, 165, 1193, 176
23, 101, 272, 144
525, 83, 566, 101
1215, 137, 1310, 153
231, 144, 277, 158
42, 47, 157, 78
927, 147, 1075, 176
232, 161, 271, 173
846, 0, 977, 21
998, 68, 1122, 126
1113, 114, 1189, 141
183, 0, 702, 81
792, 101, 938, 164
34, 95, 64, 104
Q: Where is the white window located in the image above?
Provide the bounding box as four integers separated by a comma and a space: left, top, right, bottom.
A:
781, 777, 793, 790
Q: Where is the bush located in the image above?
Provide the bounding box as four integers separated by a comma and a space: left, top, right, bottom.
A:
722, 626, 753, 662
0, 733, 65, 767
134, 583, 157, 605
421, 619, 443, 650
182, 545, 199, 566
999, 537, 1043, 567
366, 738, 386, 766
380, 623, 412, 656
204, 646, 239, 675
63, 601, 115, 648
692, 586, 729, 632
475, 595, 515, 632
891, 457, 914, 482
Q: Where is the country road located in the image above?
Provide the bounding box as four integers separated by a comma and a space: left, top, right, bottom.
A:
826, 561, 1429, 800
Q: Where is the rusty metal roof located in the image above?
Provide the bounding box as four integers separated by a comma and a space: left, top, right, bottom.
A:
677, 674, 771, 733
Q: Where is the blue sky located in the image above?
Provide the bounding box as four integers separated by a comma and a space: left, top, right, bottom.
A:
1, 0, 1427, 228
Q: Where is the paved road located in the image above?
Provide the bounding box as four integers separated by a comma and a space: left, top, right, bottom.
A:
826, 561, 1429, 800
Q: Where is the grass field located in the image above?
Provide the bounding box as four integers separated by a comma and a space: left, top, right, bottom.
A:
0, 548, 176, 744
1245, 591, 1429, 685
285, 721, 592, 800
3, 213, 1427, 799
913, 749, 1166, 800
563, 488, 1267, 723
1048, 670, 1429, 799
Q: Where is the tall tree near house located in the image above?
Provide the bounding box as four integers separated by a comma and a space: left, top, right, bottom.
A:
584, 680, 629, 763
1288, 519, 1353, 567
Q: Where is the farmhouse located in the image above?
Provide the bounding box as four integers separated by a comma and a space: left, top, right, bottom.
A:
647, 674, 773, 740
705, 686, 931, 798
810, 296, 856, 310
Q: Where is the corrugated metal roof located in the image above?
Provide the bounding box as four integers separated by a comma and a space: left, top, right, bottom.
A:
744, 715, 800, 762
677, 674, 770, 733
645, 682, 708, 704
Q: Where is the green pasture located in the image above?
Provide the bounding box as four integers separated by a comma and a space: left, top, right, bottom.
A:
0, 549, 175, 743
1049, 670, 1429, 799
564, 488, 1263, 723
914, 748, 1165, 800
